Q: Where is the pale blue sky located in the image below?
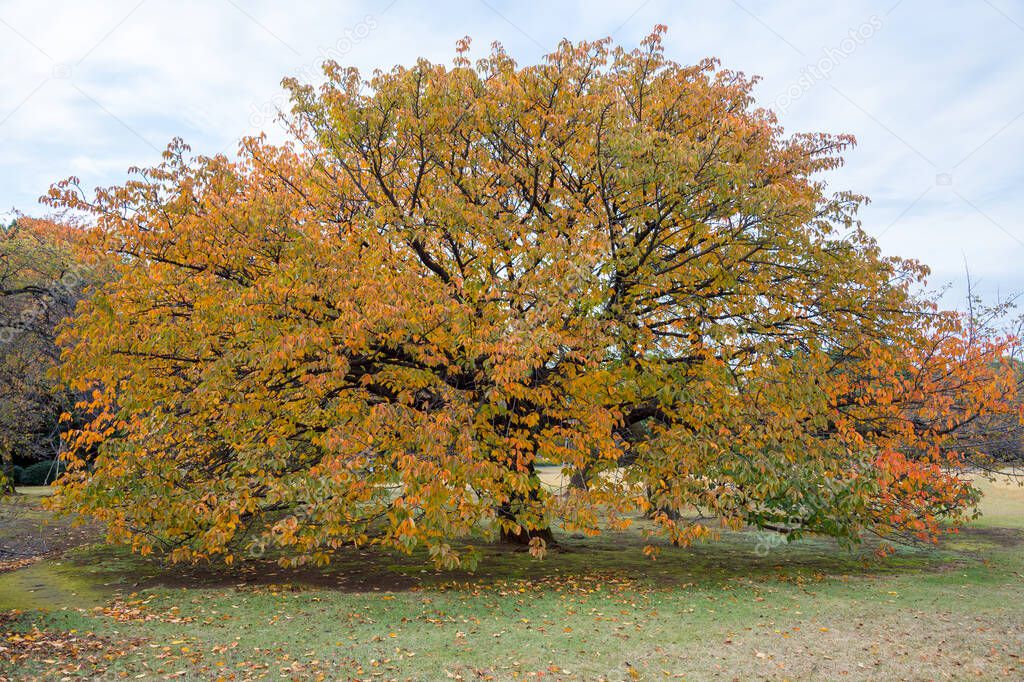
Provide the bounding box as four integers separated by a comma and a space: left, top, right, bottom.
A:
2, 1, 1022, 308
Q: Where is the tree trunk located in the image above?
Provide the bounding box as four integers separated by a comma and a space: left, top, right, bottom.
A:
496, 461, 558, 547
644, 485, 681, 520
499, 521, 558, 546
568, 459, 593, 491
568, 469, 589, 491
0, 450, 14, 495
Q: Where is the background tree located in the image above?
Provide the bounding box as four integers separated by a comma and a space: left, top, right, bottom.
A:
47, 29, 1020, 567
0, 217, 98, 491
946, 281, 1024, 471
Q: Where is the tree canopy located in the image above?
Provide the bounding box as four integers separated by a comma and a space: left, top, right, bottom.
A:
45, 29, 1020, 567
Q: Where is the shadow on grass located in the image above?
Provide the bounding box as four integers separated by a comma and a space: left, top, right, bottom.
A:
8, 483, 1013, 604
57, 518, 962, 598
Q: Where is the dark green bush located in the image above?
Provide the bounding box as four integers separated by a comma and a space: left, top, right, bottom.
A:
18, 460, 64, 486
12, 466, 24, 485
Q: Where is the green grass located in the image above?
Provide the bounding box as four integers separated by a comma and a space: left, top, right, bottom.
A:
11, 486, 54, 498
2, 476, 1023, 680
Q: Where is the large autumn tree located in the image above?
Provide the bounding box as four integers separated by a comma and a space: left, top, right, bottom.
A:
46, 29, 1019, 567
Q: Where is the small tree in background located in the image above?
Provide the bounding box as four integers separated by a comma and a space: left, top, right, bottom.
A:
46, 29, 1021, 567
0, 218, 99, 490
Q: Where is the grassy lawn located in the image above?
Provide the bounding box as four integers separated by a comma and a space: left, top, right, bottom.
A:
1, 477, 1022, 681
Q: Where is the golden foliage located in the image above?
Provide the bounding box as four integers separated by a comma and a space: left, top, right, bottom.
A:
43, 29, 1020, 567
